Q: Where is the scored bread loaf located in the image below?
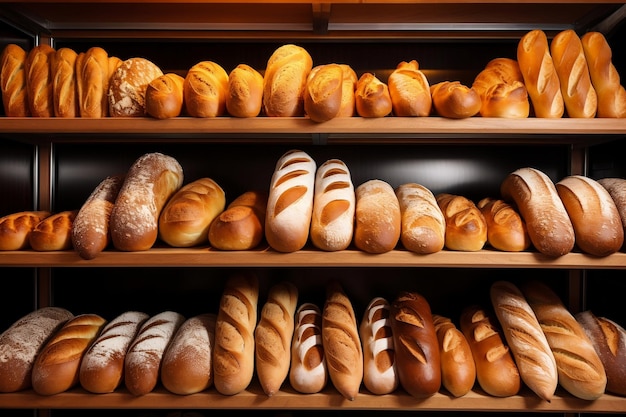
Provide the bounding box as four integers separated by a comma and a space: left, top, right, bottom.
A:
359, 297, 398, 395
477, 197, 530, 252
354, 179, 401, 254
145, 73, 185, 119
0, 43, 30, 116
108, 57, 163, 117
75, 46, 109, 118
436, 193, 487, 251
0, 210, 51, 250
255, 281, 299, 396
184, 60, 229, 118
304, 63, 344, 123
395, 183, 445, 254
430, 81, 481, 119
337, 64, 357, 117
209, 190, 268, 250
289, 302, 327, 394
25, 44, 55, 117
472, 57, 530, 118
226, 63, 263, 118
0, 306, 74, 392
32, 313, 107, 395
355, 72, 392, 118
51, 47, 78, 117
310, 158, 355, 251
388, 60, 431, 117
29, 210, 78, 251
598, 177, 626, 240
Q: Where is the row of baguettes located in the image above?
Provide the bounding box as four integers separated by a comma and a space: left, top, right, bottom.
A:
1, 30, 625, 120
0, 150, 624, 258
0, 278, 624, 401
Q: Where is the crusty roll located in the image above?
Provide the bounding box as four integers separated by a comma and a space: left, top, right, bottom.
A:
355, 72, 392, 118
263, 44, 313, 117
226, 63, 263, 118
472, 57, 530, 118
209, 190, 268, 250
395, 183, 445, 254
25, 44, 55, 117
124, 310, 185, 396
29, 210, 78, 251
161, 313, 217, 395
158, 177, 225, 248
550, 29, 598, 118
459, 305, 521, 397
310, 159, 355, 251
32, 313, 107, 395
0, 210, 51, 250
108, 57, 163, 117
0, 43, 30, 116
184, 60, 229, 118
75, 46, 109, 118
213, 272, 259, 395
390, 291, 441, 398
110, 152, 184, 251
556, 175, 624, 256
516, 29, 565, 118
79, 310, 149, 393
388, 60, 431, 117
265, 149, 316, 253
359, 297, 398, 395
145, 73, 185, 119
490, 280, 558, 401
289, 302, 327, 394
500, 167, 575, 257
72, 174, 125, 260
521, 280, 607, 400
477, 197, 530, 252
581, 31, 626, 118
436, 193, 487, 251
430, 81, 481, 119
432, 314, 476, 397
50, 47, 78, 117
0, 307, 73, 393
354, 179, 401, 254
255, 281, 299, 396
337, 64, 357, 117
598, 177, 626, 239
322, 280, 363, 400
304, 63, 344, 123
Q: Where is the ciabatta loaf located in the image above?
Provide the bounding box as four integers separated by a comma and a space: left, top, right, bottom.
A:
354, 179, 401, 254
477, 197, 530, 252
0, 210, 51, 250
355, 72, 392, 118
184, 61, 229, 117
436, 193, 487, 251
388, 60, 431, 117
395, 183, 445, 254
472, 58, 529, 118
0, 43, 30, 116
290, 302, 327, 394
209, 190, 268, 250
226, 63, 263, 118
263, 44, 312, 117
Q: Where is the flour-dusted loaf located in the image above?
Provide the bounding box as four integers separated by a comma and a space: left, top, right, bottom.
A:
75, 46, 109, 117
430, 81, 481, 119
395, 183, 445, 254
290, 302, 327, 394
477, 197, 530, 252
472, 57, 529, 118
0, 43, 30, 116
184, 60, 229, 117
25, 44, 55, 117
355, 72, 392, 118
145, 73, 185, 119
388, 60, 431, 117
29, 210, 78, 251
354, 179, 401, 254
209, 190, 268, 250
0, 210, 51, 250
226, 63, 263, 118
108, 57, 163, 117
436, 193, 487, 251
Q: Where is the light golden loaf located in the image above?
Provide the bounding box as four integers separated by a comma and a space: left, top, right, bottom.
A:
436, 193, 487, 251
472, 57, 530, 118
226, 63, 263, 118
388, 60, 431, 117
75, 46, 109, 117
477, 197, 530, 252
108, 57, 163, 117
25, 44, 55, 117
0, 43, 30, 116
29, 210, 78, 251
304, 63, 344, 123
430, 81, 481, 119
51, 47, 78, 117
598, 177, 626, 240
289, 303, 327, 394
209, 190, 268, 250
395, 183, 445, 254
337, 64, 357, 117
0, 210, 51, 250
354, 179, 401, 254
145, 73, 185, 119
355, 72, 392, 118
184, 60, 229, 117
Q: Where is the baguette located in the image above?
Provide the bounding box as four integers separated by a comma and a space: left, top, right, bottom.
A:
472, 58, 529, 118
29, 210, 78, 251
75, 46, 109, 118
226, 63, 263, 118
145, 73, 185, 119
51, 47, 78, 117
184, 60, 229, 118
0, 43, 30, 116
304, 63, 344, 123
436, 193, 487, 251
354, 179, 401, 254
209, 190, 268, 250
355, 72, 392, 118
430, 81, 481, 119
388, 60, 431, 117
289, 302, 327, 394
477, 197, 530, 252
395, 183, 445, 254
0, 210, 51, 250
25, 44, 55, 117
598, 177, 626, 240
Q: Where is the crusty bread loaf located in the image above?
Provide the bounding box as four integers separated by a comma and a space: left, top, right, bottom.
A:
108, 57, 163, 117
0, 43, 30, 116
322, 280, 363, 400
158, 177, 225, 248
395, 183, 445, 254
29, 210, 78, 251
161, 313, 217, 395
184, 60, 229, 118
124, 310, 185, 396
521, 280, 607, 400
337, 64, 357, 117
304, 63, 344, 123
0, 210, 51, 250
355, 72, 393, 118
209, 190, 268, 250
25, 44, 55, 117
430, 81, 481, 119
265, 149, 316, 253
79, 311, 149, 393
516, 29, 565, 118
32, 313, 107, 395
310, 159, 355, 251
477, 197, 530, 252
388, 60, 431, 117
472, 58, 530, 118
255, 281, 299, 396
75, 46, 109, 118
598, 177, 626, 240
110, 152, 184, 251
436, 193, 487, 251
289, 302, 327, 394
459, 305, 521, 397
500, 167, 575, 257
51, 47, 78, 117
490, 280, 558, 401
145, 73, 185, 119
213, 272, 259, 395
226, 63, 263, 118
0, 307, 73, 392
556, 175, 623, 256
359, 297, 398, 395
354, 179, 401, 254
390, 291, 441, 398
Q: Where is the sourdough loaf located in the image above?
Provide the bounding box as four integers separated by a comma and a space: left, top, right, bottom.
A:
108, 57, 163, 117
304, 63, 344, 123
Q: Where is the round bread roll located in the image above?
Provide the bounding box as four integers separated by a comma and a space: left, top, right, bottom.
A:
184, 60, 229, 118
226, 63, 264, 118
354, 179, 401, 254
108, 57, 163, 117
430, 81, 481, 119
355, 72, 392, 118
145, 73, 185, 119
209, 190, 268, 251
388, 60, 431, 117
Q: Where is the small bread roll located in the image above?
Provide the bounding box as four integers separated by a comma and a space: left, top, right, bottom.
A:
388, 60, 431, 117
184, 61, 229, 117
477, 197, 530, 252
355, 72, 392, 118
209, 190, 268, 250
25, 44, 55, 117
354, 179, 401, 254
0, 43, 30, 116
430, 81, 481, 119
436, 193, 487, 251
472, 57, 530, 118
145, 73, 185, 119
50, 47, 78, 117
0, 210, 51, 250
75, 46, 109, 117
289, 303, 327, 394
108, 57, 164, 117
29, 210, 78, 251
304, 63, 344, 123
226, 63, 263, 118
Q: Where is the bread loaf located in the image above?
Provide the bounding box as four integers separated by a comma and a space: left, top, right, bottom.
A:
472, 58, 529, 118
79, 311, 149, 393
32, 313, 107, 395
521, 280, 607, 400
289, 302, 327, 394
213, 272, 259, 395
124, 310, 185, 396
0, 307, 73, 392
598, 177, 626, 240
29, 210, 78, 251
208, 190, 268, 250
304, 63, 344, 123
388, 60, 431, 117
337, 64, 357, 117
110, 152, 184, 251
51, 47, 78, 117
359, 297, 398, 395
265, 149, 316, 253
354, 179, 401, 254
263, 44, 313, 117
516, 29, 565, 118
145, 73, 185, 119
75, 46, 109, 117
310, 158, 355, 251
355, 72, 392, 118
556, 175, 623, 256
390, 291, 441, 398
108, 57, 163, 117
500, 167, 575, 257
0, 210, 51, 250
184, 60, 229, 117
322, 281, 363, 400
459, 305, 521, 397
490, 280, 558, 401
161, 313, 216, 395
430, 81, 481, 119
436, 193, 487, 251
255, 281, 299, 396
0, 43, 30, 116
226, 63, 263, 118
477, 197, 530, 252
395, 183, 445, 254
158, 177, 226, 248
25, 44, 55, 117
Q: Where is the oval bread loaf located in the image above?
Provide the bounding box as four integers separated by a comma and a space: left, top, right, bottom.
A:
388, 60, 431, 117
430, 81, 481, 119
209, 190, 268, 250
395, 183, 445, 254
25, 44, 55, 117
354, 179, 401, 254
145, 73, 185, 119
0, 210, 51, 250
29, 210, 78, 251
184, 61, 229, 118
477, 197, 530, 252
226, 63, 263, 118
355, 72, 392, 118
289, 302, 327, 394
436, 193, 487, 251
304, 63, 344, 123
0, 43, 30, 116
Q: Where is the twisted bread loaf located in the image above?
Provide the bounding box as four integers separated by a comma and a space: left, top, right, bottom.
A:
396, 183, 445, 254
0, 43, 30, 116
0, 210, 51, 250
290, 302, 327, 394
263, 44, 312, 117
388, 60, 431, 117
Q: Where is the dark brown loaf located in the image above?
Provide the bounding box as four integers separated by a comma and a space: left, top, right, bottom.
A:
395, 183, 445, 254
0, 307, 73, 392
226, 63, 263, 118
430, 81, 481, 119
51, 47, 78, 117
477, 197, 530, 252
208, 190, 268, 250
436, 193, 487, 251
75, 46, 109, 118
0, 210, 51, 250
472, 57, 530, 118
304, 63, 344, 123
289, 303, 327, 394
388, 60, 431, 117
598, 177, 626, 238
145, 73, 185, 119
29, 210, 78, 251
184, 60, 229, 117
0, 43, 30, 116
355, 72, 392, 118
108, 57, 163, 117
25, 44, 55, 117
354, 179, 401, 254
